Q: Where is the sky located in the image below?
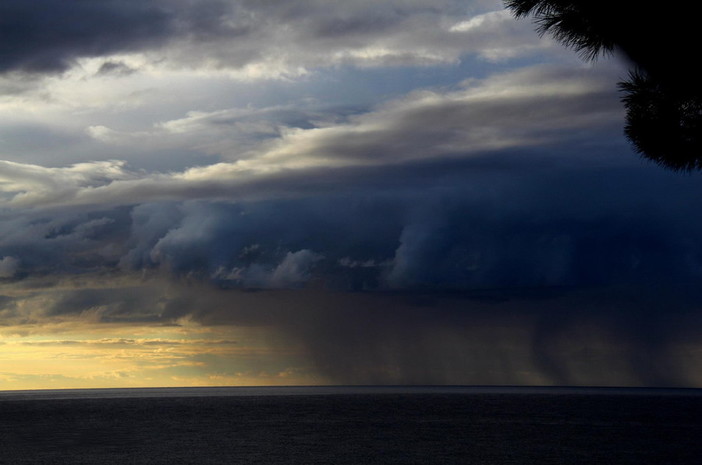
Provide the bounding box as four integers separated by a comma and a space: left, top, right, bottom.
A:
1, 0, 701, 390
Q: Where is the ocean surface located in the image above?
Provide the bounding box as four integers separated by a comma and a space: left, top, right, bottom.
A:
1, 386, 700, 464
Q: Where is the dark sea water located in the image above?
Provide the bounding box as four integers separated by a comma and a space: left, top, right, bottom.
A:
1, 386, 700, 464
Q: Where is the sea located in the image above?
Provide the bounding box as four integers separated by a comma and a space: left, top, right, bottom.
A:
1, 386, 700, 464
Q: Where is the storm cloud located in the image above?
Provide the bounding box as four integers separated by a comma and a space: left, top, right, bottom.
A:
1, 0, 180, 74
3, 274, 701, 386
1, 141, 701, 296
1, 0, 700, 389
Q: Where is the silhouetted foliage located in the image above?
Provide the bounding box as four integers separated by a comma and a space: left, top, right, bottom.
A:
504, 0, 702, 171
620, 72, 702, 171
504, 0, 618, 61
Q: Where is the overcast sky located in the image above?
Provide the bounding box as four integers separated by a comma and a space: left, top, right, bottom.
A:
1, 0, 701, 390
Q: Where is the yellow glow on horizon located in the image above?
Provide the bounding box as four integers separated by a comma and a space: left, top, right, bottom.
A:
0, 323, 324, 391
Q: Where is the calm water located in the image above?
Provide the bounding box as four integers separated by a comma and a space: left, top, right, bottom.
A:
1, 386, 700, 464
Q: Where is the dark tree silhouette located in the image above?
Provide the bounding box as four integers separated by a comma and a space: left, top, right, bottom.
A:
620, 72, 702, 171
504, 0, 702, 171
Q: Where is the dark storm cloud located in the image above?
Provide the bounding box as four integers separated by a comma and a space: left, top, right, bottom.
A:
84, 153, 699, 294
3, 153, 702, 386
0, 0, 235, 74
2, 148, 701, 293
0, 61, 695, 291
0, 206, 131, 277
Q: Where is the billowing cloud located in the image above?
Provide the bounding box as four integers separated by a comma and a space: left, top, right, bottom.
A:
0, 154, 701, 296
213, 249, 325, 288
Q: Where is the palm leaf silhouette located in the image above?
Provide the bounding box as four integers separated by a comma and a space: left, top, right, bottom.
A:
504, 0, 616, 61
504, 1, 702, 170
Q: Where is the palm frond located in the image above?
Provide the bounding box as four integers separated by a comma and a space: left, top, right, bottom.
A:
503, 0, 615, 61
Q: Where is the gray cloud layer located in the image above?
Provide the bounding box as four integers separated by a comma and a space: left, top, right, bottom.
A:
0, 0, 547, 77
0, 65, 623, 208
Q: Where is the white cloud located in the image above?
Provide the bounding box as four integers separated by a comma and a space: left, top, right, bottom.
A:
449, 10, 512, 32
0, 159, 138, 205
